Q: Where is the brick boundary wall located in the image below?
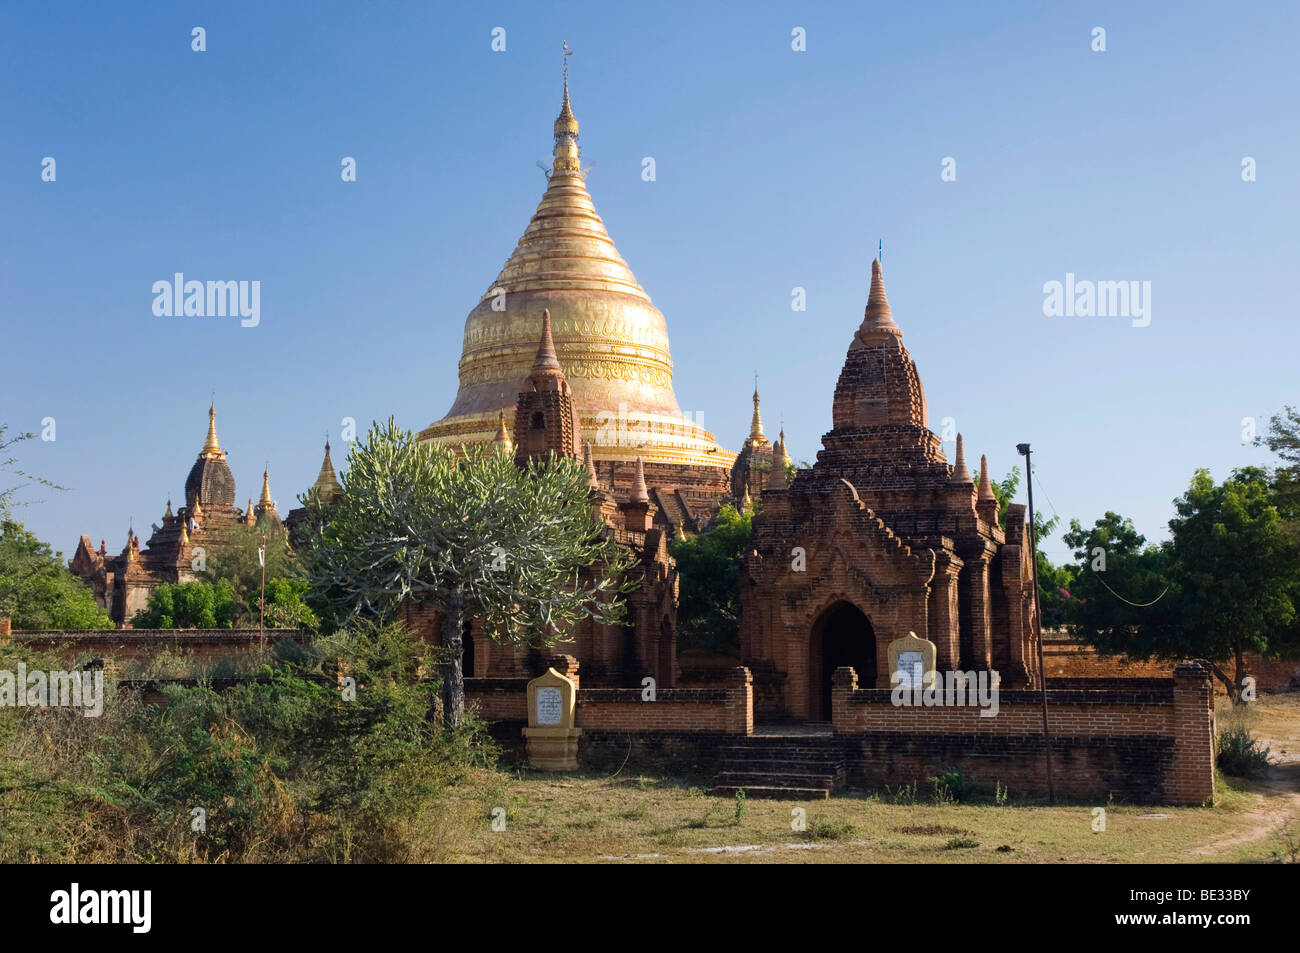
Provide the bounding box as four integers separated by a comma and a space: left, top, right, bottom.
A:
7, 628, 309, 663
577, 667, 753, 736
578, 730, 738, 776
1042, 629, 1300, 694
831, 661, 1215, 805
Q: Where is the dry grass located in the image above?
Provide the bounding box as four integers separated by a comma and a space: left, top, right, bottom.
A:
444, 693, 1300, 864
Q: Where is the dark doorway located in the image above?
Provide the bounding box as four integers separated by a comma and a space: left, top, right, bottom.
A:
810, 603, 875, 721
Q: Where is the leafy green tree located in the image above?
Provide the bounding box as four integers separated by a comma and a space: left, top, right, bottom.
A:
0, 520, 111, 629
263, 577, 319, 630
1064, 470, 1300, 703
669, 503, 752, 655
206, 522, 296, 626
1258, 405, 1300, 520
296, 419, 633, 726
1165, 467, 1300, 700
1062, 511, 1175, 653
132, 579, 238, 629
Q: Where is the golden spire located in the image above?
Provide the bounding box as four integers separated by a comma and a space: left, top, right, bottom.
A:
200, 402, 223, 458
259, 467, 273, 507
553, 43, 580, 173
492, 410, 513, 453
245, 499, 256, 525
749, 376, 765, 441
312, 439, 344, 502
180, 519, 189, 545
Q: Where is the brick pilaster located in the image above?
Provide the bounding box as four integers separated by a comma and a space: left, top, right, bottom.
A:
726, 666, 753, 735
1171, 660, 1215, 805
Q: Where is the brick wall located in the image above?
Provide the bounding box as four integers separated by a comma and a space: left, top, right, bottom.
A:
465, 677, 530, 722
576, 667, 752, 736
830, 661, 1215, 805
1042, 630, 1300, 693
9, 629, 309, 664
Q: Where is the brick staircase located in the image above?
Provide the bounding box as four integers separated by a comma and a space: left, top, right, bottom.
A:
712, 727, 847, 800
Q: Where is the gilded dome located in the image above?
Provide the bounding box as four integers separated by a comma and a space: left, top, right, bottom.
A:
419, 76, 734, 473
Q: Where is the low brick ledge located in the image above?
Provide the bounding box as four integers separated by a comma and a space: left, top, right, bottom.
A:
580, 688, 735, 704
11, 629, 308, 644
847, 687, 1174, 706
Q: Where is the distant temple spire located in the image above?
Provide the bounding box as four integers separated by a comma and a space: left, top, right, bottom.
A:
749, 377, 766, 441
583, 441, 600, 489
311, 440, 344, 503
259, 467, 274, 507
768, 451, 788, 490
201, 402, 222, 458
976, 452, 1001, 525
950, 433, 972, 483
774, 424, 792, 469
978, 454, 996, 501
492, 411, 513, 454
630, 456, 650, 503
855, 258, 901, 346
530, 309, 564, 381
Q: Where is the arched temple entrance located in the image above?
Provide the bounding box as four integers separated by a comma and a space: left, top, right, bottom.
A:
809, 602, 876, 721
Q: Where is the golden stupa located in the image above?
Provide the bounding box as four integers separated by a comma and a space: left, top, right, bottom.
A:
418, 65, 735, 484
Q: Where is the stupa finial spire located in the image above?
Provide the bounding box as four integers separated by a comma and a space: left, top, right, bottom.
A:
749, 373, 765, 440
552, 43, 580, 173
854, 257, 900, 346
950, 433, 972, 483
201, 402, 222, 457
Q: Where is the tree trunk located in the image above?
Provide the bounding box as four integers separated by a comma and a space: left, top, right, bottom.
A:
1208, 661, 1238, 702
440, 587, 465, 729
1233, 640, 1247, 707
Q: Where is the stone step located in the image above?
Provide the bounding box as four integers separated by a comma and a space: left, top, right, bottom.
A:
716, 758, 844, 775
717, 746, 845, 760
717, 771, 838, 789
713, 784, 830, 800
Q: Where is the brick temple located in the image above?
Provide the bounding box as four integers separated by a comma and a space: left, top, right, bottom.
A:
739, 259, 1038, 720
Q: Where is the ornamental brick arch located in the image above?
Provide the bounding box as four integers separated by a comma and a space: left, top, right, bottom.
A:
807, 598, 876, 722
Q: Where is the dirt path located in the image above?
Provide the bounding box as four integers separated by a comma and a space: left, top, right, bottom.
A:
1190, 698, 1300, 858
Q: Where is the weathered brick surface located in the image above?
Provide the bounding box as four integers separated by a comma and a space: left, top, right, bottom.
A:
1043, 630, 1300, 694
579, 731, 736, 775
10, 628, 309, 664
831, 662, 1215, 805
842, 731, 1175, 802
577, 667, 752, 735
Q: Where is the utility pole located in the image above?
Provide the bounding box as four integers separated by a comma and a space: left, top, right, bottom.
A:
1018, 442, 1055, 805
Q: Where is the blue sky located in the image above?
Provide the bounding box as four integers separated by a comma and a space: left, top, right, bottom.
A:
2, 1, 1296, 564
